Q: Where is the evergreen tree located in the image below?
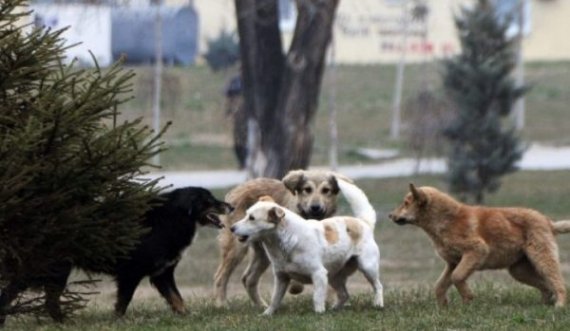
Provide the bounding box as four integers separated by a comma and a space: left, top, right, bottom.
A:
204, 29, 240, 72
0, 0, 167, 319
442, 0, 527, 203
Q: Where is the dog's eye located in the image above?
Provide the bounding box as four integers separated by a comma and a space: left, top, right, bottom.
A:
322, 188, 330, 194
248, 215, 254, 221
303, 187, 313, 194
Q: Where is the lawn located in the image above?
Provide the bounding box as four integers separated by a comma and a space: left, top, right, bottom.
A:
119, 61, 570, 170
11, 288, 570, 331
8, 170, 570, 330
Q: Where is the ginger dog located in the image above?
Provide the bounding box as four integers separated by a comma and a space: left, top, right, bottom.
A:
389, 183, 570, 307
231, 179, 383, 315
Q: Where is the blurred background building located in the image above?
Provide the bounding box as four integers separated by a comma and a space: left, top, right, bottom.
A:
20, 0, 570, 66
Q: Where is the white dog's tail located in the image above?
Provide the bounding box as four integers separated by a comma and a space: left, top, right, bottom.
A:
553, 220, 570, 234
337, 179, 376, 228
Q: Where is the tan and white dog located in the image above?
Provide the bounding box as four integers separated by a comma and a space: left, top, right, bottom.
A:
231, 179, 384, 315
214, 170, 346, 307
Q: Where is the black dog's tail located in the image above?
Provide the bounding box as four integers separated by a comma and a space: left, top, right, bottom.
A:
553, 220, 570, 234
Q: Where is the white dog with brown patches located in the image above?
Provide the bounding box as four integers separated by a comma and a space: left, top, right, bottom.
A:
231, 179, 383, 315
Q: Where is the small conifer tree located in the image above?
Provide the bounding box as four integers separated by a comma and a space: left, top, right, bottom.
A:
0, 0, 167, 320
442, 0, 527, 203
204, 30, 239, 71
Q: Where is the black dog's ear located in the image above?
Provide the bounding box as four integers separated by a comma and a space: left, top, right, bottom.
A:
409, 183, 427, 206
268, 207, 285, 224
282, 170, 306, 193
167, 189, 189, 208
166, 188, 199, 215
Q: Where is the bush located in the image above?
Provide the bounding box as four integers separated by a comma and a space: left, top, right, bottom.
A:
203, 30, 240, 71
404, 88, 451, 173
0, 0, 167, 321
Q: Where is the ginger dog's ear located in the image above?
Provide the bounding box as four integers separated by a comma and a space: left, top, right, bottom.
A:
282, 170, 306, 193
268, 206, 285, 224
409, 183, 428, 206
259, 195, 274, 202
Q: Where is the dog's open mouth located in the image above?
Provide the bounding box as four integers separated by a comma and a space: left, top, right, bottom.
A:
206, 213, 224, 229
394, 218, 408, 225
237, 235, 249, 243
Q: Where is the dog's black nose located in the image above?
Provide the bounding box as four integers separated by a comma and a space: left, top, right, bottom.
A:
310, 205, 322, 213
230, 225, 236, 233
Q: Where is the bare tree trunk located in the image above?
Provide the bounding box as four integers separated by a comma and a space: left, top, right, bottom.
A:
513, 0, 526, 130
391, 2, 409, 140
152, 0, 163, 166
327, 32, 338, 171
235, 0, 339, 178
235, 0, 284, 178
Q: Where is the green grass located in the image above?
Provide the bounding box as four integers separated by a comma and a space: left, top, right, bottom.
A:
161, 144, 236, 171
7, 170, 570, 329
9, 288, 570, 330
119, 62, 570, 170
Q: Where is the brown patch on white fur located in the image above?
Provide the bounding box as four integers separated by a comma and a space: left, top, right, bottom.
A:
214, 170, 346, 307
324, 224, 339, 244
389, 183, 570, 308
344, 217, 363, 243
268, 206, 285, 224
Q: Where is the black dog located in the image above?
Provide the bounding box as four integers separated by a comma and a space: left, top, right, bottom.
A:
112, 186, 232, 315
0, 187, 232, 323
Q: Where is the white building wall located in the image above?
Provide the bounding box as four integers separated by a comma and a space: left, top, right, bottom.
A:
32, 4, 112, 67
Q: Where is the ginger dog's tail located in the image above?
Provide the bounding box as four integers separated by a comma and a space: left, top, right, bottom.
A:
337, 179, 376, 228
553, 220, 570, 234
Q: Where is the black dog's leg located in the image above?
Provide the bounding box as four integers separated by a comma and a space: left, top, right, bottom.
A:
0, 281, 28, 326
150, 265, 185, 314
44, 264, 72, 323
114, 274, 144, 316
